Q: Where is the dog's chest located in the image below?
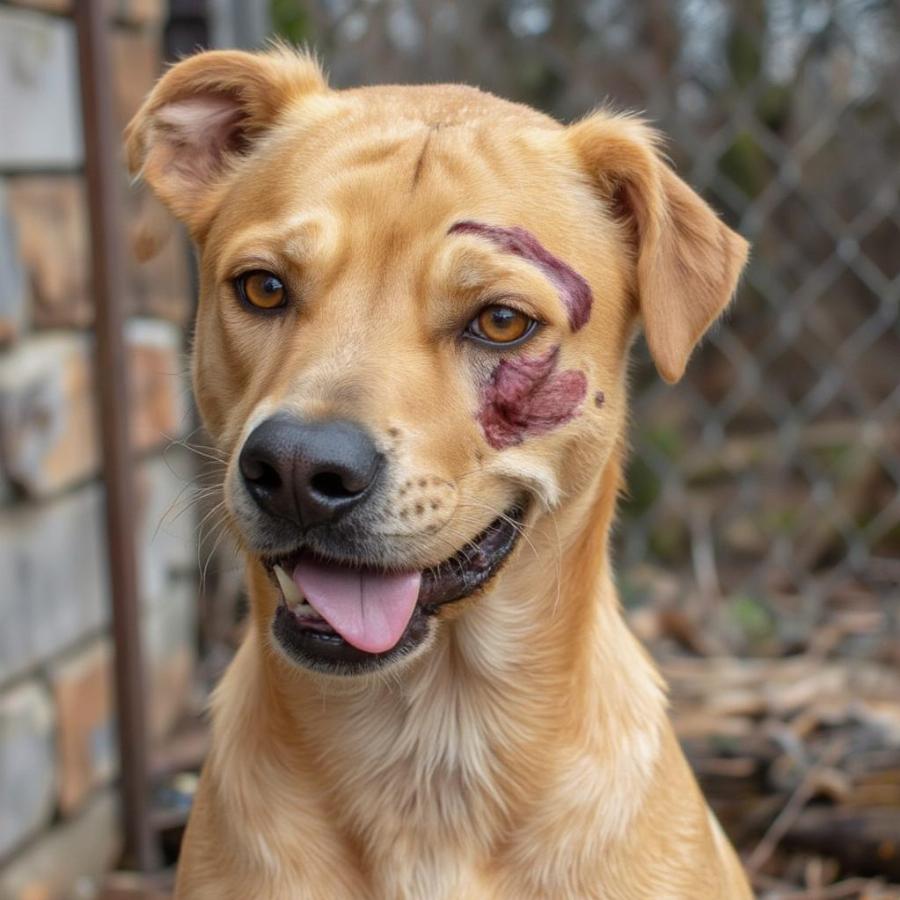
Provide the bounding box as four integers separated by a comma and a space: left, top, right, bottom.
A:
320, 690, 523, 896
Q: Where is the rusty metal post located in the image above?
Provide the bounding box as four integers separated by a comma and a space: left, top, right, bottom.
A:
74, 0, 156, 872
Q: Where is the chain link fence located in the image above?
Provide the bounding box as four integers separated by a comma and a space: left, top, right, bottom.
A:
269, 0, 900, 657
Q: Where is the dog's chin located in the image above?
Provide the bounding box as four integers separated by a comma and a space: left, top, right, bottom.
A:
259, 501, 528, 676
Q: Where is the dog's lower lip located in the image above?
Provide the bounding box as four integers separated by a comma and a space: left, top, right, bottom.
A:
417, 504, 526, 610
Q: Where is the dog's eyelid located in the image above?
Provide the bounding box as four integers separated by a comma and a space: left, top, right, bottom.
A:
225, 257, 289, 281
218, 242, 315, 284
465, 294, 546, 324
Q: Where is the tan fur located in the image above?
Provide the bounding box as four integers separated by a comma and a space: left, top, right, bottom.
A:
127, 48, 752, 899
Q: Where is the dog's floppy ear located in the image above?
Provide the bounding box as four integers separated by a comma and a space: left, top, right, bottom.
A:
568, 114, 749, 383
125, 46, 327, 233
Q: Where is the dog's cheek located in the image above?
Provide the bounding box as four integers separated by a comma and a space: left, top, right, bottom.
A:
477, 346, 588, 450
191, 313, 257, 439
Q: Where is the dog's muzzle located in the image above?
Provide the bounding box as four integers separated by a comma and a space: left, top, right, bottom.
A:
236, 412, 528, 675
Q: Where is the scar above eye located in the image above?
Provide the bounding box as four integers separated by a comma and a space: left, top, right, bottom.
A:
448, 220, 593, 331
478, 346, 587, 450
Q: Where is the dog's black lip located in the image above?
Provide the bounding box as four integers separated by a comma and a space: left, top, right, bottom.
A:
264, 500, 528, 673
418, 501, 527, 611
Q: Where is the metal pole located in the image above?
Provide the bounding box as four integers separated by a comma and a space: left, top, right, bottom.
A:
74, 0, 156, 872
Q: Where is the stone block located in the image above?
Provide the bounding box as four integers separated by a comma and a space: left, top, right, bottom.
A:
6, 175, 193, 330
130, 204, 194, 326
0, 790, 120, 900
144, 580, 196, 741
0, 485, 107, 687
136, 448, 198, 603
139, 452, 199, 741
127, 319, 189, 459
0, 9, 82, 171
0, 323, 187, 498
49, 640, 116, 816
0, 331, 195, 692
4, 176, 90, 329
111, 27, 161, 132
117, 0, 165, 26
0, 181, 29, 347
7, 0, 166, 26
0, 681, 55, 860
0, 334, 97, 498
0, 449, 198, 686
5, 1, 70, 13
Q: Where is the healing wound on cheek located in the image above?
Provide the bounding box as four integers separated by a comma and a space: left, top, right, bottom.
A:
478, 347, 587, 450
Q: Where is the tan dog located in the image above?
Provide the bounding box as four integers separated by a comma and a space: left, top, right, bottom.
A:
127, 47, 751, 899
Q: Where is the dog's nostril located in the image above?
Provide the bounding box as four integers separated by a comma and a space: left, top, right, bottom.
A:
242, 457, 282, 491
310, 471, 358, 499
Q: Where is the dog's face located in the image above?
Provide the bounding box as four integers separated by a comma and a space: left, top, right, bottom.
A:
128, 50, 747, 675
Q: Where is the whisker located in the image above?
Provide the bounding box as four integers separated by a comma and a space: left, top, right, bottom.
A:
195, 498, 229, 544
450, 501, 541, 563
200, 521, 233, 595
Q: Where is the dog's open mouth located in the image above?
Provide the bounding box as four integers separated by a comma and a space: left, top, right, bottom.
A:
264, 502, 527, 673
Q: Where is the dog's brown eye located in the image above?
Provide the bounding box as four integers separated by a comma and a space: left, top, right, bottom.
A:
236, 271, 286, 310
469, 305, 536, 346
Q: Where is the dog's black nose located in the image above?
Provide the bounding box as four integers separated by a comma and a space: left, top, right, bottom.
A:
238, 414, 382, 527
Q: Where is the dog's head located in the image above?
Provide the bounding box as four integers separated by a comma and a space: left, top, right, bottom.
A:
127, 48, 747, 675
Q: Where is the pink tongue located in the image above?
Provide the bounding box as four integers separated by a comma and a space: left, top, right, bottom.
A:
291, 560, 422, 654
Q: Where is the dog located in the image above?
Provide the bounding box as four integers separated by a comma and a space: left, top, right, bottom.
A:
127, 47, 751, 899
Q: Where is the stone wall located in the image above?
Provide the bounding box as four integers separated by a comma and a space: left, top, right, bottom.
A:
0, 1, 196, 895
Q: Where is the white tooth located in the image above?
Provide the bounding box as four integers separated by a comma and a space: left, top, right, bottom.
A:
274, 564, 303, 604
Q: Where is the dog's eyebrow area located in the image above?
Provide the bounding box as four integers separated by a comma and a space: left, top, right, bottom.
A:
212, 213, 338, 282
448, 220, 593, 331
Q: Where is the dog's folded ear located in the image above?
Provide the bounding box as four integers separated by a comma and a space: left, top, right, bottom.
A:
567, 113, 749, 383
124, 46, 327, 233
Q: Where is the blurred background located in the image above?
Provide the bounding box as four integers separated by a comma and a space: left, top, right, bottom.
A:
0, 0, 898, 897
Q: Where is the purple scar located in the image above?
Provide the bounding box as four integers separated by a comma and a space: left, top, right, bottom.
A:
478, 346, 587, 450
448, 220, 593, 332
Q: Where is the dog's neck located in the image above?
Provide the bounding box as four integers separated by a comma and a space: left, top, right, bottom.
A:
211, 453, 667, 888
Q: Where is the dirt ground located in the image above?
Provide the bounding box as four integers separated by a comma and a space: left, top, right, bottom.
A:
628, 561, 900, 899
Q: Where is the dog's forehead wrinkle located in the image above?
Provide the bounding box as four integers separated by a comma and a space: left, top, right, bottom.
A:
280, 120, 552, 227
410, 129, 434, 190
